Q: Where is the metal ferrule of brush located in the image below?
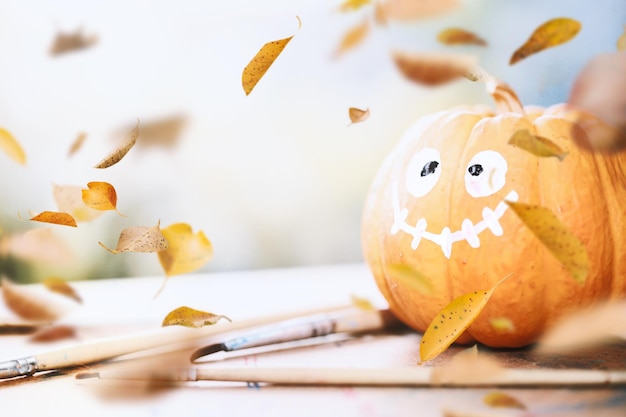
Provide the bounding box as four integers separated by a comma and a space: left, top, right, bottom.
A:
0, 356, 38, 379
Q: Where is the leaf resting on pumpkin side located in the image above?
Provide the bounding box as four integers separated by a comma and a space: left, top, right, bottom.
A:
162, 306, 231, 328
30, 211, 78, 227
506, 202, 589, 284
508, 129, 568, 160
437, 28, 487, 46
509, 17, 581, 65
0, 127, 26, 165
99, 221, 168, 254
94, 119, 139, 168
420, 274, 512, 362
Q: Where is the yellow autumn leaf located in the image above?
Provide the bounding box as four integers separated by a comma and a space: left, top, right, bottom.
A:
53, 184, 104, 223
333, 18, 370, 58
67, 132, 87, 157
392, 51, 477, 86
437, 28, 487, 46
618, 25, 626, 51
508, 129, 568, 160
158, 223, 213, 277
380, 0, 461, 21
420, 274, 512, 362
1, 277, 66, 321
30, 211, 78, 227
82, 181, 124, 215
43, 277, 82, 304
338, 0, 371, 12
483, 392, 527, 410
506, 202, 589, 284
348, 107, 370, 125
242, 16, 301, 95
489, 317, 516, 333
385, 263, 434, 296
94, 119, 139, 169
99, 221, 168, 254
509, 17, 581, 65
351, 294, 376, 311
0, 127, 26, 165
161, 306, 231, 328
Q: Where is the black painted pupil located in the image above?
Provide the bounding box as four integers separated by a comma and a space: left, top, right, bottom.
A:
420, 161, 439, 177
468, 164, 483, 176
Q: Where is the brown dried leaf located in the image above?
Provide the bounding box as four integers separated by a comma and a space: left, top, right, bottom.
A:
392, 51, 477, 86
618, 25, 626, 51
483, 392, 527, 410
348, 107, 370, 125
1, 277, 65, 321
508, 129, 568, 160
430, 345, 505, 384
161, 306, 230, 328
334, 18, 370, 58
30, 211, 78, 227
437, 28, 487, 46
509, 17, 581, 65
30, 325, 77, 343
53, 184, 104, 223
131, 115, 187, 148
0, 127, 26, 165
380, 0, 461, 21
99, 221, 168, 254
1, 228, 74, 264
67, 132, 87, 157
49, 28, 98, 56
43, 277, 82, 303
94, 119, 140, 169
82, 181, 124, 215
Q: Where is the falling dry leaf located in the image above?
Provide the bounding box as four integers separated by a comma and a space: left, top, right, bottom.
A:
509, 17, 581, 65
30, 325, 77, 343
242, 16, 301, 95
43, 277, 82, 303
82, 181, 124, 216
53, 184, 104, 223
30, 211, 78, 227
380, 0, 461, 21
351, 294, 376, 311
430, 345, 505, 384
94, 119, 140, 169
392, 51, 477, 86
49, 28, 98, 56
385, 263, 434, 296
508, 129, 568, 160
157, 223, 213, 277
489, 317, 515, 333
483, 392, 527, 410
67, 132, 87, 157
506, 202, 589, 284
0, 127, 26, 165
130, 115, 187, 148
420, 274, 512, 362
338, 0, 371, 12
1, 277, 66, 321
0, 228, 74, 265
334, 18, 371, 58
99, 221, 168, 254
162, 306, 230, 328
348, 107, 370, 125
618, 25, 626, 51
437, 28, 487, 46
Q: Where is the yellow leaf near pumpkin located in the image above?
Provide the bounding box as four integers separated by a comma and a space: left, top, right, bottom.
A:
334, 18, 370, 58
43, 277, 82, 304
506, 202, 589, 284
508, 129, 568, 160
348, 107, 370, 125
385, 263, 434, 296
420, 274, 512, 362
67, 132, 87, 157
509, 17, 581, 65
483, 392, 527, 410
158, 223, 213, 277
82, 181, 125, 216
94, 119, 139, 169
0, 127, 26, 165
242, 16, 301, 96
489, 317, 516, 333
161, 306, 230, 328
99, 221, 168, 254
437, 28, 487, 46
53, 184, 104, 223
1, 277, 66, 321
618, 25, 626, 51
30, 211, 78, 228
392, 51, 477, 86
338, 0, 371, 12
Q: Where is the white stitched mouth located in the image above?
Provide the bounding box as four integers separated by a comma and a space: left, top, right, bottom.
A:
390, 182, 519, 259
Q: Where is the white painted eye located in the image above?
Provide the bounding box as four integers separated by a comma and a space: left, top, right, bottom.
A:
464, 150, 508, 198
405, 147, 441, 198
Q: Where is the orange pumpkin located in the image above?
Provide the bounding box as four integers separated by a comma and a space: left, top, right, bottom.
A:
361, 80, 626, 348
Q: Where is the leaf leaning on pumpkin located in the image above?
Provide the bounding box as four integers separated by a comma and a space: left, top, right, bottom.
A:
333, 18, 370, 58
242, 16, 301, 96
509, 17, 581, 65
30, 211, 78, 227
437, 28, 487, 46
419, 274, 512, 362
99, 221, 168, 254
0, 127, 26, 165
43, 277, 82, 304
82, 181, 125, 215
94, 119, 139, 169
505, 202, 589, 284
385, 263, 434, 296
348, 107, 370, 125
392, 51, 477, 86
161, 306, 231, 328
508, 129, 568, 161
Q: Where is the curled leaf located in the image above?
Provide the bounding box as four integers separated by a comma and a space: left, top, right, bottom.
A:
242, 16, 301, 95
348, 107, 370, 125
380, 0, 461, 21
508, 129, 568, 160
437, 28, 487, 46
162, 306, 231, 328
157, 223, 213, 277
420, 274, 512, 362
385, 263, 434, 296
506, 202, 589, 284
43, 277, 82, 303
53, 184, 104, 223
67, 132, 87, 157
49, 28, 98, 56
30, 325, 77, 343
334, 18, 370, 58
94, 119, 139, 169
483, 392, 527, 410
392, 51, 477, 86
30, 211, 78, 227
99, 221, 168, 254
509, 17, 581, 65
1, 277, 65, 321
82, 181, 124, 215
0, 127, 26, 165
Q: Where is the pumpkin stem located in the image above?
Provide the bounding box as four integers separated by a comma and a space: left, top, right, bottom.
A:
464, 66, 525, 114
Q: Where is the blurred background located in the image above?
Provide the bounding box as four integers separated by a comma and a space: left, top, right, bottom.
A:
0, 0, 624, 282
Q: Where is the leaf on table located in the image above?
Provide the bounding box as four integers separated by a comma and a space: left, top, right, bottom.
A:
43, 277, 82, 303
30, 325, 77, 343
392, 51, 477, 86
337, 0, 371, 12
509, 17, 581, 65
385, 263, 434, 296
618, 25, 626, 51
67, 132, 87, 157
1, 277, 66, 321
82, 181, 125, 216
242, 16, 301, 96
483, 392, 527, 410
437, 28, 487, 46
379, 0, 461, 21
129, 114, 187, 148
506, 201, 589, 284
430, 345, 505, 384
420, 274, 512, 362
333, 18, 370, 58
53, 184, 104, 223
94, 119, 140, 169
348, 107, 370, 125
30, 211, 78, 227
162, 306, 231, 328
99, 221, 168, 254
508, 129, 568, 160
489, 317, 515, 333
0, 228, 74, 264
0, 127, 26, 165
49, 28, 98, 56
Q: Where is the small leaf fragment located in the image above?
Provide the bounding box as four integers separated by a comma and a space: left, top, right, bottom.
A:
162, 306, 230, 328
30, 211, 78, 227
43, 277, 82, 303
1, 277, 65, 321
489, 317, 515, 333
617, 25, 626, 51
506, 202, 589, 284
94, 119, 139, 169
334, 18, 370, 58
351, 294, 376, 311
508, 129, 568, 160
483, 392, 527, 410
0, 127, 26, 165
348, 107, 370, 125
67, 132, 87, 157
82, 181, 124, 215
53, 184, 104, 223
509, 17, 581, 65
49, 28, 98, 56
392, 51, 477, 86
338, 0, 371, 12
385, 263, 434, 296
157, 223, 213, 277
242, 16, 301, 96
30, 325, 77, 343
99, 221, 168, 254
437, 28, 487, 46
380, 0, 461, 21
131, 115, 187, 148
420, 274, 512, 362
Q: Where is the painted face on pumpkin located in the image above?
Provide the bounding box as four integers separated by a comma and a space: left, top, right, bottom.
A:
390, 147, 519, 259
